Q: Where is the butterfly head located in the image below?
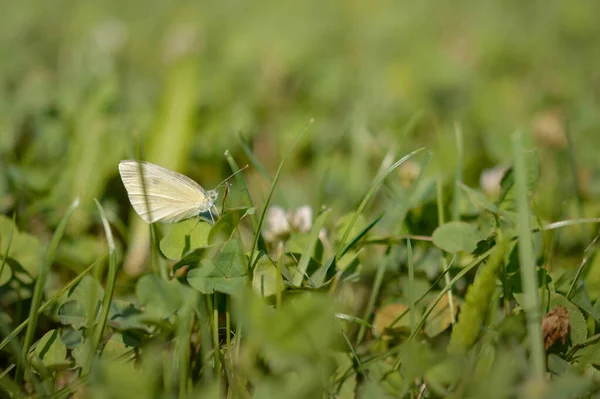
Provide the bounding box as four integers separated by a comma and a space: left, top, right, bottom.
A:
206, 189, 218, 205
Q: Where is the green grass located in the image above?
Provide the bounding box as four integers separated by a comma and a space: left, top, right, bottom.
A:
2, 1, 600, 398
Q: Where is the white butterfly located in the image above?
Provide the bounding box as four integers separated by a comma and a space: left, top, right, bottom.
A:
118, 160, 220, 224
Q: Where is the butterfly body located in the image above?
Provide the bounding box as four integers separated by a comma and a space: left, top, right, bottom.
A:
118, 160, 218, 224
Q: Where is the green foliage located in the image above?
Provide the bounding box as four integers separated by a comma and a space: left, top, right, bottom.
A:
187, 238, 249, 296
2, 1, 600, 397
448, 236, 507, 353
432, 221, 483, 254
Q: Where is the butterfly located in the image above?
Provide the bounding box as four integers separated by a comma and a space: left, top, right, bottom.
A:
118, 160, 243, 224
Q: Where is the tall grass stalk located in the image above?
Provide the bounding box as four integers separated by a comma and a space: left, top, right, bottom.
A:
512, 131, 545, 379
83, 200, 119, 374
407, 239, 416, 332
178, 291, 197, 399
437, 178, 456, 324
18, 197, 79, 383
451, 122, 463, 222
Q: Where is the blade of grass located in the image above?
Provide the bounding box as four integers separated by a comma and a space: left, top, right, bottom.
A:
224, 150, 258, 230
293, 208, 331, 286
512, 131, 545, 379
407, 239, 416, 333
249, 119, 314, 268
451, 122, 463, 222
566, 229, 600, 299
224, 150, 266, 253
83, 200, 119, 374
340, 213, 384, 257
356, 247, 393, 345
388, 254, 457, 330
541, 218, 600, 231
150, 224, 168, 281
437, 178, 456, 324
238, 134, 272, 182
196, 295, 214, 383
407, 246, 495, 342
276, 242, 284, 309
178, 290, 197, 399
337, 147, 425, 257
0, 213, 16, 287
18, 197, 79, 383
212, 293, 221, 383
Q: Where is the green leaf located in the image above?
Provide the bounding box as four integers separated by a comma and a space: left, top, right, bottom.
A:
58, 300, 87, 330
187, 238, 248, 296
61, 328, 82, 348
107, 300, 148, 332
31, 329, 68, 371
498, 149, 538, 208
432, 221, 481, 254
160, 219, 211, 260
136, 274, 182, 319
72, 343, 92, 369
101, 333, 131, 363
0, 215, 43, 283
208, 207, 253, 245
67, 275, 104, 324
424, 294, 457, 338
252, 253, 279, 298
550, 293, 587, 344
0, 259, 12, 287
459, 182, 499, 214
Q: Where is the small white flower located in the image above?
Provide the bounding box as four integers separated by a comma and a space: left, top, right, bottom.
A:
480, 165, 508, 198
264, 206, 290, 241
290, 206, 313, 233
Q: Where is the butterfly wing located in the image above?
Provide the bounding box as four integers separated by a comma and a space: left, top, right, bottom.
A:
118, 160, 211, 223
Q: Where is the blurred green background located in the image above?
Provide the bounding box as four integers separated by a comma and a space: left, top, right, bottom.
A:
1, 0, 599, 270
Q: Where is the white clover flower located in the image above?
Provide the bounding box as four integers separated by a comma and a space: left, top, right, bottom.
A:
264, 206, 291, 241
480, 165, 508, 198
290, 205, 313, 233
263, 205, 317, 242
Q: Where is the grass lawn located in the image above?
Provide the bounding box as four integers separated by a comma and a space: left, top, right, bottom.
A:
1, 1, 600, 398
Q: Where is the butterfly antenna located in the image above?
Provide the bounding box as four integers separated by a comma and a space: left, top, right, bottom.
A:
215, 165, 249, 189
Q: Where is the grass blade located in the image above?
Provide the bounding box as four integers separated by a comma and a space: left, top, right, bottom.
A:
224, 150, 264, 252
249, 119, 314, 268
356, 248, 393, 345
337, 147, 425, 257
407, 239, 416, 333
437, 178, 456, 324
293, 207, 331, 286
83, 200, 119, 374
178, 291, 197, 399
239, 134, 272, 182
451, 122, 463, 222
18, 197, 80, 383
512, 131, 545, 379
